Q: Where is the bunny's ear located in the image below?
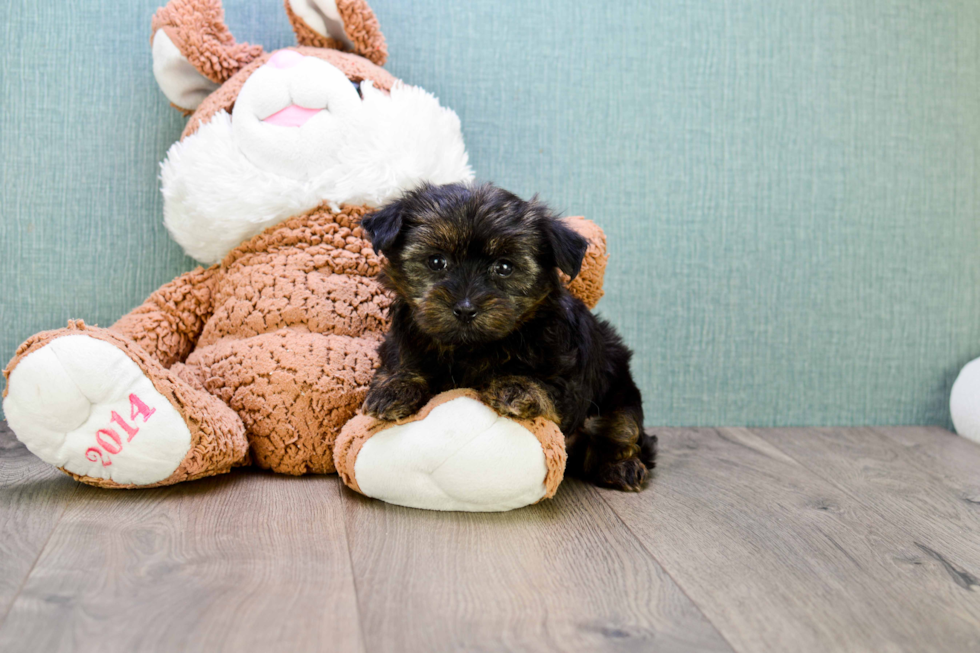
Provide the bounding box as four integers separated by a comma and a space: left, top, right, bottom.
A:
151, 30, 218, 112
285, 0, 388, 66
151, 0, 264, 112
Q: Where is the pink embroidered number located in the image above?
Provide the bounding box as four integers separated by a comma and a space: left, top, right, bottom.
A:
87, 394, 156, 467
96, 429, 122, 454
109, 411, 138, 441
86, 447, 111, 467
129, 393, 156, 423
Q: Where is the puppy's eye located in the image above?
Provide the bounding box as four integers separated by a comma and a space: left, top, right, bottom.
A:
427, 254, 448, 271
493, 260, 514, 277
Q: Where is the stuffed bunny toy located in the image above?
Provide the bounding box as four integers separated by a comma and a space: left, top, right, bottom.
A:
2, 0, 608, 511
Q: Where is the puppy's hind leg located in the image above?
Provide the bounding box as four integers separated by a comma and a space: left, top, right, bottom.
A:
576, 376, 655, 492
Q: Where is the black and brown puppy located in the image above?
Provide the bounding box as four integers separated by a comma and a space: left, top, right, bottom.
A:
359, 182, 655, 491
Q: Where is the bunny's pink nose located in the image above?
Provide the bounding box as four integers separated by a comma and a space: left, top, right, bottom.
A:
267, 49, 304, 69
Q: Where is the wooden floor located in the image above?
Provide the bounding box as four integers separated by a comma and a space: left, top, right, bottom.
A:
2, 423, 980, 652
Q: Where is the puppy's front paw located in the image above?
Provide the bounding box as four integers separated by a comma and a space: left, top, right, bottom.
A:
594, 457, 649, 492
363, 374, 430, 422
480, 376, 557, 422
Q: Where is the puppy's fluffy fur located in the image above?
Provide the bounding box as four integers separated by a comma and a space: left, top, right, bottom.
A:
360, 183, 655, 491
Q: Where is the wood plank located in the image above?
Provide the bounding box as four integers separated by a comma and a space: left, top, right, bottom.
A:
0, 422, 77, 625
872, 425, 980, 487
751, 426, 980, 588
599, 427, 980, 653
341, 478, 734, 653
0, 471, 365, 653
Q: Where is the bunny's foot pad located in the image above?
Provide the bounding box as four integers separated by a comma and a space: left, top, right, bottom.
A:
336, 391, 567, 512
4, 335, 192, 486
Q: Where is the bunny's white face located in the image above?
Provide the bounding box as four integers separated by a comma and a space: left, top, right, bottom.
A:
158, 51, 473, 265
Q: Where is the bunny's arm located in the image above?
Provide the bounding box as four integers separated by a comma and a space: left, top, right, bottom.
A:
111, 266, 219, 368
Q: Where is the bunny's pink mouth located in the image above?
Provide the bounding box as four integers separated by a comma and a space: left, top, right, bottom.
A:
262, 105, 323, 127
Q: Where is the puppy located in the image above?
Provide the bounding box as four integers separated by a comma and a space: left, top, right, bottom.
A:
359, 182, 656, 491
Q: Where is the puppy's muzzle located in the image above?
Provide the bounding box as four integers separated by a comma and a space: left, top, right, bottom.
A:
452, 298, 478, 323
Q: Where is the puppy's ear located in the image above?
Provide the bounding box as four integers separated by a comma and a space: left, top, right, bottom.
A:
360, 201, 406, 255
542, 216, 589, 280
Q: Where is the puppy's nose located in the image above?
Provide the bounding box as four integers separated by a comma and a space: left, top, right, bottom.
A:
452, 299, 478, 323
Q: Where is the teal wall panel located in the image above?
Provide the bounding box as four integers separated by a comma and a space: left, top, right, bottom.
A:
2, 0, 979, 425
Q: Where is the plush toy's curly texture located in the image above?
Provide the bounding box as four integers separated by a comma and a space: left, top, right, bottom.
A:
113, 267, 218, 368
283, 1, 348, 52
334, 0, 388, 66
156, 204, 388, 476
180, 330, 380, 474
151, 0, 264, 84
284, 0, 388, 66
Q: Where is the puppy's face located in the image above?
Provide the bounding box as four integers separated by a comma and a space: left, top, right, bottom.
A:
361, 183, 588, 345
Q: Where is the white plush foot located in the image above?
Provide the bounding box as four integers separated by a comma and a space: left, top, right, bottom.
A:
354, 396, 549, 512
951, 356, 980, 444
3, 335, 192, 485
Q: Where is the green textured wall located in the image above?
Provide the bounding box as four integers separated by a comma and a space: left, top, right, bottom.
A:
2, 0, 979, 426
